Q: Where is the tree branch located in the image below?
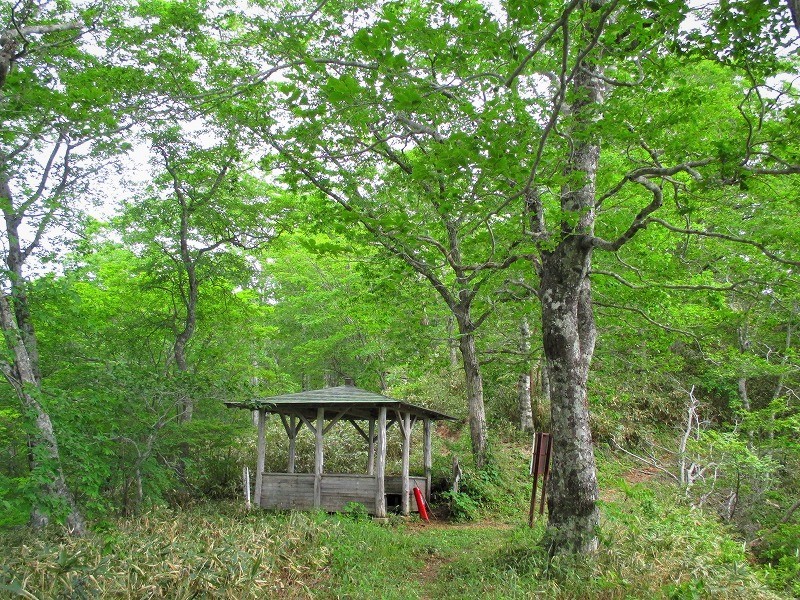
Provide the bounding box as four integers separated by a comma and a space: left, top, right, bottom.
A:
591, 269, 749, 292
648, 218, 800, 268
610, 437, 681, 483
269, 138, 458, 309
594, 300, 700, 342
748, 497, 800, 548
504, 0, 582, 87
591, 176, 663, 250
2, 21, 82, 39
597, 159, 712, 207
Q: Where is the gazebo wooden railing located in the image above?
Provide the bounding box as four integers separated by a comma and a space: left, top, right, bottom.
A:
225, 381, 456, 518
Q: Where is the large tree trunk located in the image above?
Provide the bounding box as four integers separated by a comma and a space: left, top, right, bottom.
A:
541, 255, 599, 554
540, 15, 604, 553
454, 310, 489, 469
0, 296, 86, 534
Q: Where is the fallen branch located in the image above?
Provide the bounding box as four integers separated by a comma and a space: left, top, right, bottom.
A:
610, 437, 680, 483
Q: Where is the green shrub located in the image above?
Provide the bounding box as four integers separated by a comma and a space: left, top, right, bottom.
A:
0, 474, 28, 527
760, 524, 800, 597
341, 501, 370, 522
441, 490, 480, 521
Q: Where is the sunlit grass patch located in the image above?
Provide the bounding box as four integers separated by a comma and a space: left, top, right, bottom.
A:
416, 482, 782, 599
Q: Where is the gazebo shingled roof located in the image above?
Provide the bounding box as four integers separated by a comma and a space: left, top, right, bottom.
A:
224, 384, 457, 422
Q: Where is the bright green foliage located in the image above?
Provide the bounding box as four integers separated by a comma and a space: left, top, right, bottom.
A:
761, 523, 800, 596
0, 409, 28, 527
0, 0, 151, 252
0, 235, 276, 517
261, 230, 450, 392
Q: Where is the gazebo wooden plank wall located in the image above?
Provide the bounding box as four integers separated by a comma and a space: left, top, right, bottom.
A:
225, 382, 456, 518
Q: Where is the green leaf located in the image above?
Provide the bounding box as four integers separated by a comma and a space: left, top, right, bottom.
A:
352, 29, 371, 53
393, 87, 423, 110
322, 75, 362, 103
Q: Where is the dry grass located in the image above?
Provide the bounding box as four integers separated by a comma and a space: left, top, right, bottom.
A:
0, 504, 329, 598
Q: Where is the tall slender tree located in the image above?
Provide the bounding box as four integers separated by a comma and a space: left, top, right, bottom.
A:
120, 129, 282, 427
0, 0, 142, 532
235, 0, 543, 468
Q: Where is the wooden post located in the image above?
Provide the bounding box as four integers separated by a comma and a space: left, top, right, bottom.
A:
375, 407, 387, 518
529, 433, 542, 526
243, 466, 251, 510
314, 408, 324, 509
254, 408, 266, 507
539, 434, 552, 516
288, 415, 296, 474
452, 456, 462, 494
367, 418, 375, 475
423, 418, 432, 502
528, 432, 552, 525
401, 411, 411, 516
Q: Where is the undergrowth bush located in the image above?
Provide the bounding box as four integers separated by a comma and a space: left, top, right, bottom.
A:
341, 501, 370, 522
439, 458, 513, 521
441, 489, 480, 521
759, 524, 800, 597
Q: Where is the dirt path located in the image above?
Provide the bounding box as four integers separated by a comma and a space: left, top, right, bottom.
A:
405, 520, 515, 599
417, 552, 452, 599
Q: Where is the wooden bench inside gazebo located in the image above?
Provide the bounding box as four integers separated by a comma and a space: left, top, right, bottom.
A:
225, 380, 456, 518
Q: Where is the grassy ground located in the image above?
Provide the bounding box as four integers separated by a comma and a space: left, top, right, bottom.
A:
0, 443, 789, 599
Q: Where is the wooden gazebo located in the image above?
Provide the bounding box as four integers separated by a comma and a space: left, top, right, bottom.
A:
225, 381, 456, 518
